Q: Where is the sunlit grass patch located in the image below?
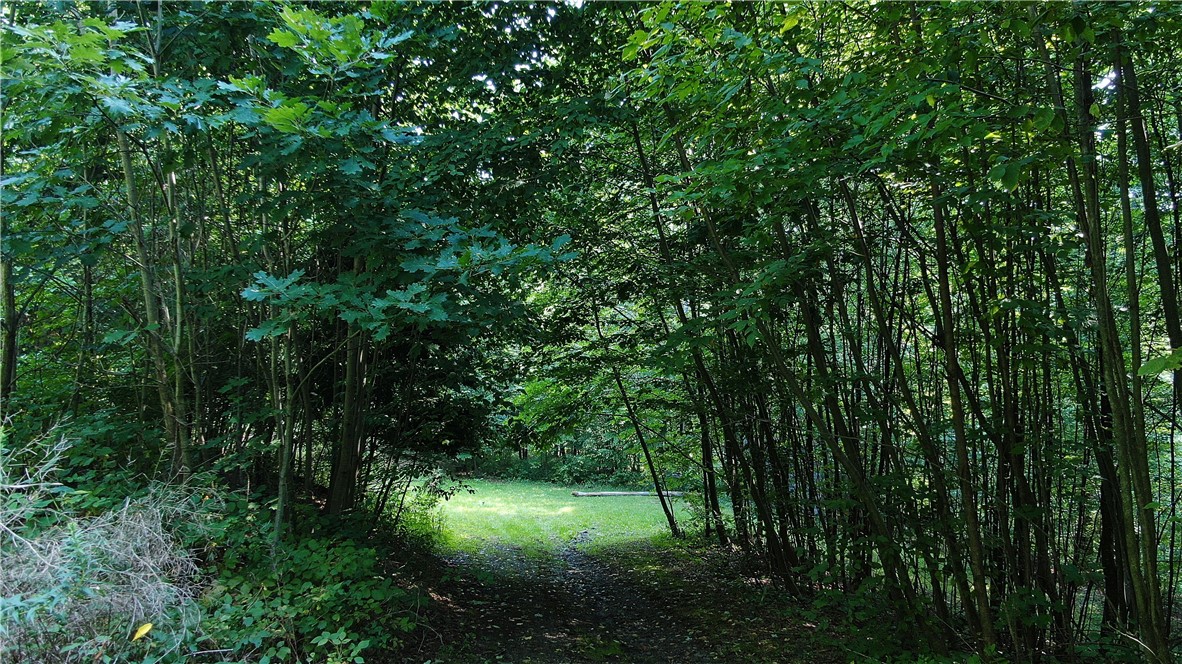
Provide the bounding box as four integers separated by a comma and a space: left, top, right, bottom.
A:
433, 479, 691, 555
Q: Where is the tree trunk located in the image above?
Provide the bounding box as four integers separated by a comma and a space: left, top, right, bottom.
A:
116, 127, 191, 475
930, 176, 998, 649
0, 249, 16, 416
328, 318, 365, 515
0, 123, 12, 414
592, 302, 681, 539
1076, 54, 1171, 663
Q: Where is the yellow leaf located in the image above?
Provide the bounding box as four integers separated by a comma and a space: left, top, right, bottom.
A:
132, 623, 153, 641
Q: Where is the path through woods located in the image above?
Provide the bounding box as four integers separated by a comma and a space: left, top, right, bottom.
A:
412, 533, 849, 664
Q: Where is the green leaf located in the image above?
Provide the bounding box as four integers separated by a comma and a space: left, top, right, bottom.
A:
1033, 107, 1056, 130
267, 29, 301, 48
242, 286, 267, 301
245, 319, 289, 342
100, 96, 135, 117
1138, 348, 1182, 377
225, 106, 260, 125
623, 30, 648, 61
102, 329, 138, 345
401, 256, 436, 273
380, 126, 421, 145
1001, 162, 1021, 191
262, 101, 310, 133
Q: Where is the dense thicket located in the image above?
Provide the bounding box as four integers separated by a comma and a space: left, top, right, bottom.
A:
3, 2, 1182, 662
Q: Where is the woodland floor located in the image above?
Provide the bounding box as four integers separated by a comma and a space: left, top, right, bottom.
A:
404, 530, 853, 664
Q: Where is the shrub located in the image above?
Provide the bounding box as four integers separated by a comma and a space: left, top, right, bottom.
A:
198, 498, 425, 663
473, 449, 647, 488
2, 427, 427, 664
0, 431, 205, 663
393, 482, 446, 543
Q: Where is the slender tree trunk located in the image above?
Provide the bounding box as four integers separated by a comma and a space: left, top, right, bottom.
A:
69, 263, 94, 415
0, 250, 16, 416
272, 328, 296, 546
1116, 56, 1181, 647
591, 302, 681, 538
0, 123, 13, 414
836, 186, 969, 638
1076, 54, 1171, 663
684, 374, 727, 545
1117, 43, 1182, 374
301, 353, 315, 495
116, 127, 190, 475
930, 176, 998, 649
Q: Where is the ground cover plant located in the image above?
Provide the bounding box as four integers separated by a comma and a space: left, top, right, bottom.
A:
0, 428, 431, 664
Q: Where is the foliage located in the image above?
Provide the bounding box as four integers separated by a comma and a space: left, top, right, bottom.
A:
0, 424, 427, 664
200, 509, 422, 664
3, 0, 1182, 660
476, 447, 647, 489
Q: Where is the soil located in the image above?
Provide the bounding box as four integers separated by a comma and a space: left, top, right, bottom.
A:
402, 530, 849, 664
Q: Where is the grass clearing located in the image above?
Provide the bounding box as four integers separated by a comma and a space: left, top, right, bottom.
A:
433, 479, 692, 555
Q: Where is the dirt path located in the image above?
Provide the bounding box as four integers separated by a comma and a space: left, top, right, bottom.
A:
410, 531, 846, 663
426, 530, 716, 663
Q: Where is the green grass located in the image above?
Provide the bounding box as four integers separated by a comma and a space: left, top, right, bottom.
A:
433, 479, 692, 555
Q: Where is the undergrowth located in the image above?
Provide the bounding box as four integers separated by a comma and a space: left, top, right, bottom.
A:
197, 499, 427, 664
1, 432, 204, 662
0, 425, 431, 663
466, 449, 648, 489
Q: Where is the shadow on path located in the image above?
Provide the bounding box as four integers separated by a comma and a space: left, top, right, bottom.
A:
412, 530, 846, 664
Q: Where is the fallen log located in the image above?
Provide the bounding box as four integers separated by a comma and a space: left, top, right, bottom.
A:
571, 491, 686, 497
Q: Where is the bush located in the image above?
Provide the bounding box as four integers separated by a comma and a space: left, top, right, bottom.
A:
392, 480, 446, 544
552, 447, 646, 487
0, 432, 205, 663
2, 426, 427, 664
473, 448, 646, 488
198, 498, 425, 663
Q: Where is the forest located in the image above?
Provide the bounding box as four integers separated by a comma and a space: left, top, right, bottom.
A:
2, 1, 1182, 662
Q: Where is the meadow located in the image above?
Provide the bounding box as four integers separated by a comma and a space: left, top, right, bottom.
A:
432, 479, 694, 555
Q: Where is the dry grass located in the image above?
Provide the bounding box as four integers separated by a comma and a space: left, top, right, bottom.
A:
0, 431, 208, 662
